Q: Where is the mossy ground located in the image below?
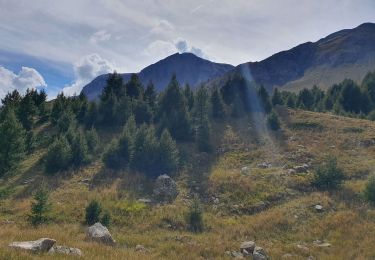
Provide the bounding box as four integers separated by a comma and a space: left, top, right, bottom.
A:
1, 108, 375, 259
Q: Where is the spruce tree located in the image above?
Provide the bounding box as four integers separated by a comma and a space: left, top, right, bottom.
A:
0, 109, 26, 176
125, 74, 144, 99
258, 85, 272, 113
184, 84, 194, 111
85, 200, 102, 225
211, 87, 226, 119
45, 136, 72, 173
144, 81, 157, 108
158, 75, 192, 140
158, 129, 179, 175
29, 186, 51, 225
193, 86, 211, 152
271, 88, 283, 106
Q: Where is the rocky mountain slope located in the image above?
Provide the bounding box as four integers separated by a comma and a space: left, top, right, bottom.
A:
81, 53, 234, 100
211, 23, 375, 91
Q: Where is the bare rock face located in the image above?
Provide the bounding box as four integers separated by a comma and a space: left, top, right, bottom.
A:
86, 222, 116, 246
9, 238, 56, 252
153, 174, 179, 203
48, 245, 83, 256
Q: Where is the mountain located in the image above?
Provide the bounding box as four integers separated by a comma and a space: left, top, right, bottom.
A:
81, 52, 234, 100
208, 23, 375, 91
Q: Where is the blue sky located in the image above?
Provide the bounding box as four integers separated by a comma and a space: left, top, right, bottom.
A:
0, 0, 374, 99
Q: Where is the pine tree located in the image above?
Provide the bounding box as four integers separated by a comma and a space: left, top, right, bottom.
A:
158, 129, 179, 175
271, 88, 283, 106
193, 86, 211, 152
86, 127, 100, 153
267, 110, 281, 131
186, 196, 204, 233
125, 74, 144, 99
45, 136, 72, 173
18, 89, 37, 130
158, 75, 192, 140
144, 81, 157, 108
258, 85, 272, 113
51, 93, 67, 124
85, 200, 102, 225
211, 87, 226, 119
29, 186, 51, 225
183, 84, 194, 111
1, 90, 22, 108
70, 131, 90, 167
0, 109, 26, 176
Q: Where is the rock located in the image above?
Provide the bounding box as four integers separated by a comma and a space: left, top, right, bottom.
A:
153, 174, 179, 203
257, 162, 271, 169
9, 238, 56, 252
1, 219, 15, 225
314, 204, 323, 212
137, 198, 152, 204
287, 169, 297, 174
313, 240, 331, 247
231, 251, 244, 258
282, 253, 294, 258
213, 197, 220, 204
253, 246, 268, 260
48, 246, 82, 256
241, 166, 250, 175
296, 244, 309, 251
135, 244, 149, 253
293, 164, 309, 173
240, 241, 255, 255
86, 222, 116, 246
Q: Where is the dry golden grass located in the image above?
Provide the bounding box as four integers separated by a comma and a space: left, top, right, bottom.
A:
1, 109, 375, 259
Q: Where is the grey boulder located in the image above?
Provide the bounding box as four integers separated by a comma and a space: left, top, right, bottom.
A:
9, 238, 56, 252
153, 174, 179, 203
86, 222, 116, 246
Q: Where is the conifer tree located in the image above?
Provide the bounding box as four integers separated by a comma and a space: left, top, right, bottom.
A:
271, 88, 283, 106
210, 87, 226, 119
125, 74, 144, 99
29, 186, 51, 225
45, 136, 72, 173
258, 85, 272, 113
0, 109, 26, 176
158, 75, 192, 140
193, 86, 211, 152
158, 129, 179, 175
184, 84, 194, 111
144, 81, 157, 108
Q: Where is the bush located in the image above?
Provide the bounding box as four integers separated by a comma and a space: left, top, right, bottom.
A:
313, 156, 344, 190
101, 211, 111, 227
85, 200, 102, 225
364, 175, 375, 204
267, 110, 280, 130
45, 136, 71, 173
186, 196, 204, 233
29, 186, 51, 225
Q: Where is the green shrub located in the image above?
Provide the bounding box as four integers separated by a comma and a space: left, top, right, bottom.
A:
45, 136, 71, 173
101, 211, 111, 227
313, 156, 344, 190
85, 200, 102, 225
267, 110, 280, 130
364, 175, 375, 204
29, 186, 51, 225
186, 196, 204, 233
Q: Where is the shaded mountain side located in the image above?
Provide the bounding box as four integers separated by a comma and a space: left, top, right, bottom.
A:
81, 52, 234, 100
206, 22, 375, 92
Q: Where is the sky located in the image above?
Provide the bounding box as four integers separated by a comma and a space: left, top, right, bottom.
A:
0, 0, 374, 99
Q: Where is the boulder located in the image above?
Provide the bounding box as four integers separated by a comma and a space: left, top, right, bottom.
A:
86, 222, 116, 246
48, 246, 82, 256
257, 162, 271, 169
153, 175, 179, 203
314, 204, 323, 212
9, 238, 56, 252
241, 166, 250, 175
240, 241, 255, 255
253, 246, 268, 260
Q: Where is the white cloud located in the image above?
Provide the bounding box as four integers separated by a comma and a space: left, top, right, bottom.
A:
0, 66, 46, 99
89, 30, 111, 44
175, 39, 207, 58
144, 40, 177, 61
62, 53, 115, 96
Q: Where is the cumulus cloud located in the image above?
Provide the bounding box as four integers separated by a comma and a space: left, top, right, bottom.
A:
175, 39, 207, 58
0, 66, 46, 99
63, 53, 115, 96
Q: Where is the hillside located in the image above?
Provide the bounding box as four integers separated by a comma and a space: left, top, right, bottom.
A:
81, 53, 234, 100
207, 23, 375, 91
1, 108, 375, 259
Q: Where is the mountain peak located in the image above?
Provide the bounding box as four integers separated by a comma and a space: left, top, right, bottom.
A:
81, 51, 234, 100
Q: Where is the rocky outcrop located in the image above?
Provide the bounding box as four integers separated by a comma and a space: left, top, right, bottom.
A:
9, 238, 56, 252
153, 174, 179, 203
86, 222, 116, 246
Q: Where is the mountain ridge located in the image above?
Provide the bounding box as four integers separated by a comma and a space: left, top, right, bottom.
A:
81, 52, 234, 100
